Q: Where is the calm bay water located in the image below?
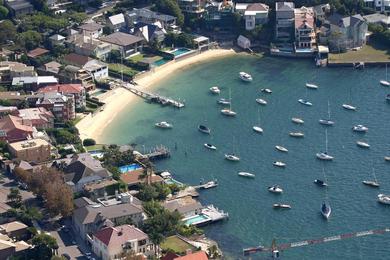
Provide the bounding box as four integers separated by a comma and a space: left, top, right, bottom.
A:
100, 55, 390, 259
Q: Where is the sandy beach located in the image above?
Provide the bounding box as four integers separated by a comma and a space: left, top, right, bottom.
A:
76, 48, 238, 142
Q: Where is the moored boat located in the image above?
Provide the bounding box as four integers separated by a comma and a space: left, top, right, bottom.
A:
261, 88, 272, 93
273, 203, 291, 209
275, 145, 288, 152
268, 185, 283, 193
256, 98, 267, 105
306, 83, 319, 89
210, 86, 220, 94
204, 143, 216, 150
385, 156, 390, 161
357, 141, 370, 148
221, 109, 237, 116
298, 99, 313, 106
238, 172, 255, 178
292, 117, 304, 124
342, 104, 357, 111
380, 80, 390, 87
239, 72, 253, 82
321, 202, 331, 219
316, 152, 334, 160
225, 154, 240, 161
352, 124, 368, 132
198, 125, 211, 134
378, 194, 390, 205
314, 179, 327, 187
319, 119, 335, 126
155, 121, 172, 128
362, 180, 380, 187
217, 98, 230, 105
273, 161, 286, 167
253, 126, 263, 133
289, 132, 304, 137
386, 94, 390, 101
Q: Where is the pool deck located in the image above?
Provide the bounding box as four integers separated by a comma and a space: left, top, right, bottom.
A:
184, 205, 229, 226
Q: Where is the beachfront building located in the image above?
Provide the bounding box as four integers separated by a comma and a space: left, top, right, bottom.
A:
38, 84, 86, 109
294, 7, 316, 49
18, 107, 55, 129
63, 54, 109, 81
92, 225, 155, 259
132, 22, 166, 43
322, 13, 368, 52
0, 115, 33, 143
34, 92, 76, 121
8, 138, 51, 163
163, 196, 203, 218
100, 32, 144, 58
275, 2, 295, 42
178, 0, 206, 16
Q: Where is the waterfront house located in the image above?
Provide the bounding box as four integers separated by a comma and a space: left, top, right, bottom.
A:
126, 8, 177, 30
63, 53, 109, 81
38, 84, 86, 109
33, 92, 75, 121
242, 3, 269, 31
163, 196, 203, 218
108, 13, 127, 32
0, 115, 33, 143
132, 22, 166, 43
177, 0, 206, 16
71, 36, 112, 60
78, 23, 104, 39
324, 13, 368, 52
63, 153, 111, 193
5, 0, 35, 17
275, 2, 295, 42
294, 7, 316, 49
8, 138, 51, 164
92, 224, 155, 259
204, 1, 235, 34
18, 107, 55, 129
11, 76, 58, 91
363, 13, 390, 29
120, 168, 164, 189
72, 195, 144, 243
313, 4, 330, 22
100, 32, 144, 58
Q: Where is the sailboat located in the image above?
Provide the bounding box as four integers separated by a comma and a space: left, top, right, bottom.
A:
362, 168, 380, 187
316, 129, 334, 160
319, 101, 335, 126
342, 86, 357, 111
225, 137, 240, 161
298, 88, 313, 106
253, 108, 263, 133
380, 64, 390, 86
221, 89, 237, 116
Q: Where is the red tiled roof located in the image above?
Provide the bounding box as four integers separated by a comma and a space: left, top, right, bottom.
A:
120, 169, 163, 185
174, 251, 208, 260
27, 48, 49, 58
0, 115, 34, 133
38, 84, 84, 94
93, 225, 148, 247
161, 252, 179, 260
63, 53, 92, 67
246, 3, 268, 12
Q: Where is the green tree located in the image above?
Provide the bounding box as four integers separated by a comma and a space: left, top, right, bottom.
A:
83, 138, 96, 146
0, 20, 16, 44
17, 30, 42, 50
0, 6, 9, 19
155, 0, 184, 26
7, 187, 22, 207
31, 233, 58, 259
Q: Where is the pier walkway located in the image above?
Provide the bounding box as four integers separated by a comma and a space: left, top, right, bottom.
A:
142, 145, 171, 160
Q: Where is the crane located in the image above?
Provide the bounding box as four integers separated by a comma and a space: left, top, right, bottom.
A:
243, 227, 390, 258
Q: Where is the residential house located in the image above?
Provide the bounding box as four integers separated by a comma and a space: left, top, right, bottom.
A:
363, 13, 390, 29
363, 0, 390, 12
108, 13, 126, 32
0, 106, 18, 116
325, 13, 368, 51
294, 7, 316, 49
313, 4, 330, 22
163, 196, 203, 218
5, 0, 35, 17
63, 53, 109, 81
71, 36, 112, 59
204, 1, 235, 33
0, 61, 36, 83
177, 0, 206, 16
11, 76, 58, 91
63, 153, 111, 193
42, 61, 62, 74
100, 32, 144, 57
243, 3, 269, 31
132, 22, 166, 43
63, 66, 95, 92
64, 53, 92, 68
72, 195, 144, 242
34, 92, 75, 121
38, 84, 86, 109
8, 138, 51, 163
126, 8, 177, 30
275, 2, 295, 42
92, 225, 155, 259
26, 48, 49, 59
18, 107, 55, 129
49, 34, 66, 46
83, 179, 118, 200
120, 168, 163, 189
0, 115, 33, 143
0, 92, 32, 107
0, 238, 30, 260
78, 23, 104, 39
0, 221, 28, 240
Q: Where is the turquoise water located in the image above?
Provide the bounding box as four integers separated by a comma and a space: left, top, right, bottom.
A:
164, 178, 184, 186
99, 55, 390, 259
171, 48, 191, 57
119, 163, 142, 173
185, 214, 210, 226
154, 58, 170, 67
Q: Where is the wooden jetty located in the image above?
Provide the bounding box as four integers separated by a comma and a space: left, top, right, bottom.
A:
123, 84, 185, 108
143, 145, 171, 160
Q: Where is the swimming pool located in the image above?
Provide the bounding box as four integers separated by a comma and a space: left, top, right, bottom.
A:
164, 178, 183, 186
91, 89, 107, 96
154, 58, 170, 67
171, 48, 192, 57
184, 214, 210, 226
119, 163, 142, 173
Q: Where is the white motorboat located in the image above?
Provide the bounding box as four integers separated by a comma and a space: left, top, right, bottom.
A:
155, 121, 172, 128
198, 125, 211, 134
273, 161, 286, 167
362, 180, 380, 187
378, 194, 390, 205
380, 64, 389, 86
357, 141, 370, 148
221, 88, 236, 116
352, 124, 368, 132
253, 126, 263, 133
386, 94, 390, 101
210, 86, 220, 94
238, 172, 255, 178
306, 83, 319, 89
273, 203, 291, 209
239, 72, 253, 82
289, 132, 304, 137
342, 104, 357, 111
314, 179, 327, 187
319, 101, 335, 126
321, 202, 331, 219
385, 156, 390, 161
268, 185, 283, 193
298, 99, 313, 106
316, 129, 334, 160
256, 98, 267, 105
225, 154, 240, 161
261, 88, 272, 93
292, 117, 304, 124
200, 180, 218, 189
217, 98, 230, 105
275, 145, 288, 152
204, 143, 217, 150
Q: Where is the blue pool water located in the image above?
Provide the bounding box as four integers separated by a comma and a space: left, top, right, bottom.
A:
154, 58, 170, 67
171, 48, 192, 57
119, 163, 142, 173
185, 214, 209, 226
164, 178, 184, 186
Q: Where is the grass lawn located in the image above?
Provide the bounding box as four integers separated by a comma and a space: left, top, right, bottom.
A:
129, 53, 144, 62
329, 42, 390, 63
108, 63, 139, 76
84, 144, 104, 151
161, 235, 197, 254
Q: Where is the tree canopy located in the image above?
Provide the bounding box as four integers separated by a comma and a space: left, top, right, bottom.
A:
155, 0, 184, 26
